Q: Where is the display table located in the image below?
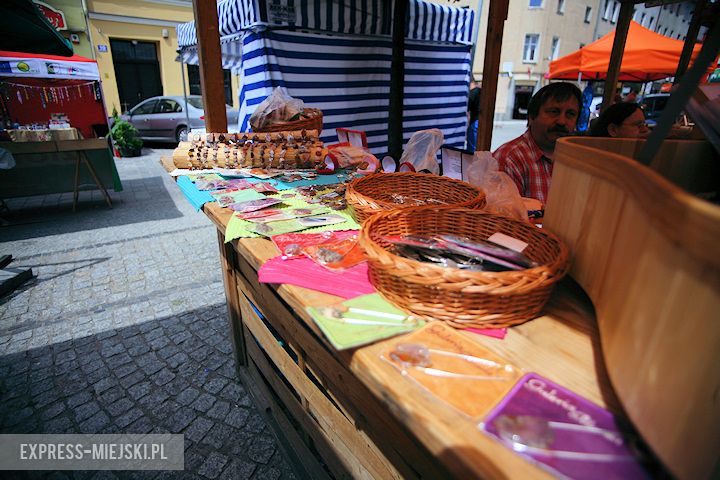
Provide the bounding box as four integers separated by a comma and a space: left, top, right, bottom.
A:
7, 127, 80, 142
0, 138, 122, 209
181, 174, 622, 479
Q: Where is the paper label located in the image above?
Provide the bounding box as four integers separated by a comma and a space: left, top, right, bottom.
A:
488, 232, 528, 252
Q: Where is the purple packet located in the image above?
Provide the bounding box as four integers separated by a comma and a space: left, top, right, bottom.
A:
480, 373, 652, 480
438, 235, 537, 269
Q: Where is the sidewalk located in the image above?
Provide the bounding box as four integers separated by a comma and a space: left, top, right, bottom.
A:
0, 146, 297, 479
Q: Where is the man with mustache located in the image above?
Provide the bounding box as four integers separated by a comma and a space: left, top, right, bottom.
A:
493, 82, 582, 204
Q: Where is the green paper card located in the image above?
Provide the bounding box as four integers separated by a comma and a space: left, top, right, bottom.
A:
210, 188, 264, 207
306, 293, 425, 350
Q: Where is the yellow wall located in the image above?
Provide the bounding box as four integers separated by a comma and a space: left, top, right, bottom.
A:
86, 0, 194, 115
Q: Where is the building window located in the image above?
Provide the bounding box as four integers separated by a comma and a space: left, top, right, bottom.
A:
523, 34, 540, 63
529, 0, 543, 8
584, 6, 592, 23
633, 9, 639, 22
663, 27, 667, 35
550, 36, 561, 60
649, 16, 655, 30
557, 0, 565, 14
612, 2, 620, 23
640, 13, 646, 27
669, 30, 674, 37
603, 0, 612, 20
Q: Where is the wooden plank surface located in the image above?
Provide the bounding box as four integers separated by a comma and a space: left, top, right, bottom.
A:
193, 196, 627, 478
545, 137, 720, 480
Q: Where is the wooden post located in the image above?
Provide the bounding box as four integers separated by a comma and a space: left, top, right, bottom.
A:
675, 0, 706, 82
476, 0, 508, 152
192, 0, 228, 133
600, 0, 634, 112
387, 0, 407, 159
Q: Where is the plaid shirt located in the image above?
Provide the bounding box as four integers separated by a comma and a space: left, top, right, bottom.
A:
493, 129, 553, 204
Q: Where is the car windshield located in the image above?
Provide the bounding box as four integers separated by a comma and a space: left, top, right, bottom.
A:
186, 97, 204, 109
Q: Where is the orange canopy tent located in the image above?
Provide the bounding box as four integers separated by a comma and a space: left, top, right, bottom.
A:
548, 21, 704, 81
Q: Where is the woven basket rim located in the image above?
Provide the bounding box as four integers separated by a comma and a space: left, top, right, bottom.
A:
359, 207, 570, 282
347, 172, 485, 210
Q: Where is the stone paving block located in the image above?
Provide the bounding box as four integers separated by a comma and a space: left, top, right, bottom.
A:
74, 401, 101, 422
184, 416, 214, 443
197, 452, 228, 479
127, 381, 151, 401
114, 408, 143, 429
225, 407, 250, 429
206, 400, 230, 420
176, 386, 201, 406
0, 151, 297, 479
106, 397, 133, 417
203, 377, 228, 395
201, 424, 235, 450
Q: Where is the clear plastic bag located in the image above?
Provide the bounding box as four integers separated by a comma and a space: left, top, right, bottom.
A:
399, 129, 444, 175
466, 152, 527, 222
249, 87, 306, 131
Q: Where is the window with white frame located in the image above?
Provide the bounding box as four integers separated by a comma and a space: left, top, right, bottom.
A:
640, 12, 646, 26
557, 0, 565, 14
550, 36, 561, 60
612, 2, 619, 23
529, 0, 542, 8
603, 0, 612, 20
649, 16, 655, 30
523, 34, 540, 62
584, 6, 592, 23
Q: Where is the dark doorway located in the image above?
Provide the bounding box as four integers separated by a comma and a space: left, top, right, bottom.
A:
513, 85, 535, 120
110, 39, 163, 113
187, 64, 233, 105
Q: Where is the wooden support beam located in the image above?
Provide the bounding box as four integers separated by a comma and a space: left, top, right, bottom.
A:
675, 0, 706, 81
476, 0, 508, 152
600, 1, 634, 112
387, 0, 408, 159
192, 0, 228, 133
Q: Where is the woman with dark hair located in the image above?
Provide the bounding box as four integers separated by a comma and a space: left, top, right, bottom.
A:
591, 102, 649, 138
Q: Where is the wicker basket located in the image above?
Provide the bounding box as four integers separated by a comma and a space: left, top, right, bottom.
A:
359, 207, 570, 328
252, 108, 323, 135
346, 172, 486, 223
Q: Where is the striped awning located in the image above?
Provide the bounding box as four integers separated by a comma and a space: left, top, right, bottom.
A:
176, 0, 475, 154
177, 0, 476, 47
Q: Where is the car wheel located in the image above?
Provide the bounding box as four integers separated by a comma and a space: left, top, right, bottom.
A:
175, 126, 188, 143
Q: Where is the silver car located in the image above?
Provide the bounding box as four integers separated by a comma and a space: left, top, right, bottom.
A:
121, 95, 240, 142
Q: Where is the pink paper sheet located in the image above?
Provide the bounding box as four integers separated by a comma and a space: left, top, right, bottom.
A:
258, 256, 375, 299
465, 327, 507, 339
260, 256, 509, 340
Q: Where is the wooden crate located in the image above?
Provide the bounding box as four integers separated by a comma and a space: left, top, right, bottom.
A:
544, 137, 720, 480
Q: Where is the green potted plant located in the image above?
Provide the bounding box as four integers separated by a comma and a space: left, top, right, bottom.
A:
110, 108, 143, 157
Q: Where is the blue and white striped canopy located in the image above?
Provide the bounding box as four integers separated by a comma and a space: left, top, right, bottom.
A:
178, 0, 475, 47
177, 0, 476, 154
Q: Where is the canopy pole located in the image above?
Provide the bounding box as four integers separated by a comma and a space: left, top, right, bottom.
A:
192, 0, 227, 133
180, 60, 191, 138
387, 0, 407, 159
476, 0, 509, 152
600, 1, 634, 113
675, 0, 706, 82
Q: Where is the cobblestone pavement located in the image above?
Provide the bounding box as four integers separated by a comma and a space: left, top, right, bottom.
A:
0, 145, 297, 479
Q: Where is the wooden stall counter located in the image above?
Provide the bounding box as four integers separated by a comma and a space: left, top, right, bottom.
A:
193, 193, 622, 480
1, 138, 121, 210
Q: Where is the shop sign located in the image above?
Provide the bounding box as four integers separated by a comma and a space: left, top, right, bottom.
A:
33, 1, 68, 30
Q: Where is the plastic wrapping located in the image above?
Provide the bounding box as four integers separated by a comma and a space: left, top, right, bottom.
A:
399, 129, 444, 175
249, 87, 305, 131
466, 152, 527, 222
